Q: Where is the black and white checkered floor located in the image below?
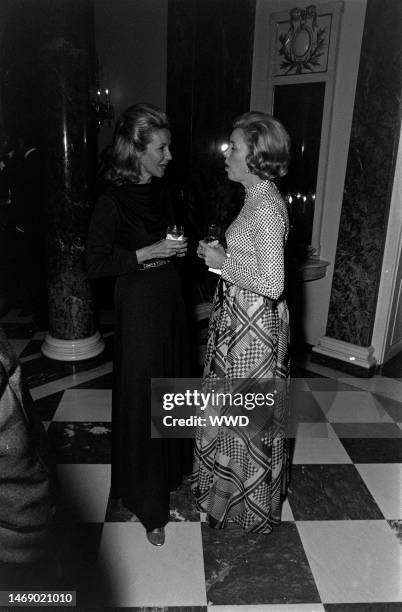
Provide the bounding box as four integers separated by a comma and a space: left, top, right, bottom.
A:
1, 309, 401, 611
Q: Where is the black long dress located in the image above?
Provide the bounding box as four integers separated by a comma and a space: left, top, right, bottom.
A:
86, 179, 188, 530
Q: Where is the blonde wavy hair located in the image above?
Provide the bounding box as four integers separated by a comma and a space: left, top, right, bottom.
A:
233, 112, 290, 180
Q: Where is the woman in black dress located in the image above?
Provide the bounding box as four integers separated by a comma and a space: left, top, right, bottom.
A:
86, 103, 188, 546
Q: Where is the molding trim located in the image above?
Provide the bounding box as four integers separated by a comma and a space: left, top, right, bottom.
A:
41, 330, 105, 361
298, 258, 331, 281
383, 338, 402, 364
312, 335, 377, 375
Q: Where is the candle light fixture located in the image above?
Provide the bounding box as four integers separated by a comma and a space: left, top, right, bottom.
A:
92, 58, 114, 128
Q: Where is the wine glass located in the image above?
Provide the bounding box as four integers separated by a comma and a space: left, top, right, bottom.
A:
167, 225, 185, 257
204, 224, 219, 244
166, 224, 184, 240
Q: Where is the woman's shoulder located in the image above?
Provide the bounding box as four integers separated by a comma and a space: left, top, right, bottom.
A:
92, 187, 120, 221
249, 182, 288, 221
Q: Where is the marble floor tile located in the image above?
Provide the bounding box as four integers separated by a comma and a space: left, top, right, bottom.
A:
388, 519, 402, 544
200, 503, 294, 521
9, 337, 30, 356
48, 421, 111, 463
0, 321, 35, 338
372, 393, 402, 422
72, 371, 113, 389
291, 355, 329, 377
170, 477, 200, 521
339, 376, 402, 403
297, 520, 402, 603
311, 391, 393, 423
32, 330, 48, 340
305, 378, 358, 392
339, 438, 402, 463
57, 522, 105, 604
355, 464, 402, 519
33, 390, 65, 420
209, 605, 325, 612
56, 463, 110, 523
202, 522, 320, 605
324, 604, 402, 611
98, 522, 207, 607
23, 335, 113, 390
290, 377, 312, 391
292, 423, 352, 464
295, 423, 337, 438
105, 478, 201, 523
281, 497, 295, 521
331, 422, 401, 438
30, 361, 112, 400
19, 338, 43, 358
52, 389, 112, 421
104, 495, 138, 522
289, 389, 327, 425
287, 465, 383, 520
298, 360, 355, 381
23, 355, 73, 388
20, 351, 43, 363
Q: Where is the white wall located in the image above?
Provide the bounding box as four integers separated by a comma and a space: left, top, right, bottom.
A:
94, 0, 168, 153
251, 0, 367, 346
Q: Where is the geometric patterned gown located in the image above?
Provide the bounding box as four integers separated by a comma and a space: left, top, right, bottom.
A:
191, 180, 290, 533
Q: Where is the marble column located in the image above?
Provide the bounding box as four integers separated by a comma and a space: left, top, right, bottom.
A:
36, 0, 104, 360
313, 0, 402, 375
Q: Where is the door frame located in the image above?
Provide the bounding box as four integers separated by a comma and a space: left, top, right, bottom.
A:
371, 123, 402, 365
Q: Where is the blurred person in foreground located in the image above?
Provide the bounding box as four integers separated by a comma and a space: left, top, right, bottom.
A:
0, 327, 56, 588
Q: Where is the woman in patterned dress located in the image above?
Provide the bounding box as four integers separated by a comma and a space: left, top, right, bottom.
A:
191, 112, 291, 533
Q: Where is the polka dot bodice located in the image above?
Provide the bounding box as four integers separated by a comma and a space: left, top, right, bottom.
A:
221, 180, 289, 299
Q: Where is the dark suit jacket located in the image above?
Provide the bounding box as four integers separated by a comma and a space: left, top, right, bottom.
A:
0, 328, 55, 563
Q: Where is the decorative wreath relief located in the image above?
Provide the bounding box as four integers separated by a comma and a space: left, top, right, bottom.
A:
278, 5, 328, 75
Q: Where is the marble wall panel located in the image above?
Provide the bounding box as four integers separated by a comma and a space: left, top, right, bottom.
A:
326, 0, 402, 346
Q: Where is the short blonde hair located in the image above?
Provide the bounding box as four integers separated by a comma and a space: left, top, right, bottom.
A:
103, 103, 170, 185
233, 112, 290, 180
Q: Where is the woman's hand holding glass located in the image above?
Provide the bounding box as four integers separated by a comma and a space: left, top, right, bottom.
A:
138, 233, 188, 262
157, 235, 188, 258
197, 239, 226, 269
166, 225, 186, 257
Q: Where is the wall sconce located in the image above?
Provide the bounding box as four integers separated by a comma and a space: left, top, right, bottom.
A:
92, 59, 114, 128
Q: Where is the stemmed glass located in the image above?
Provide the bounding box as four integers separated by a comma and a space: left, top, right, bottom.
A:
204, 224, 219, 244
203, 224, 222, 274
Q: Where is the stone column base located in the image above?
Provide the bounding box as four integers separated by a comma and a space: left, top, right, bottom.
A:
311, 336, 377, 377
41, 330, 105, 361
